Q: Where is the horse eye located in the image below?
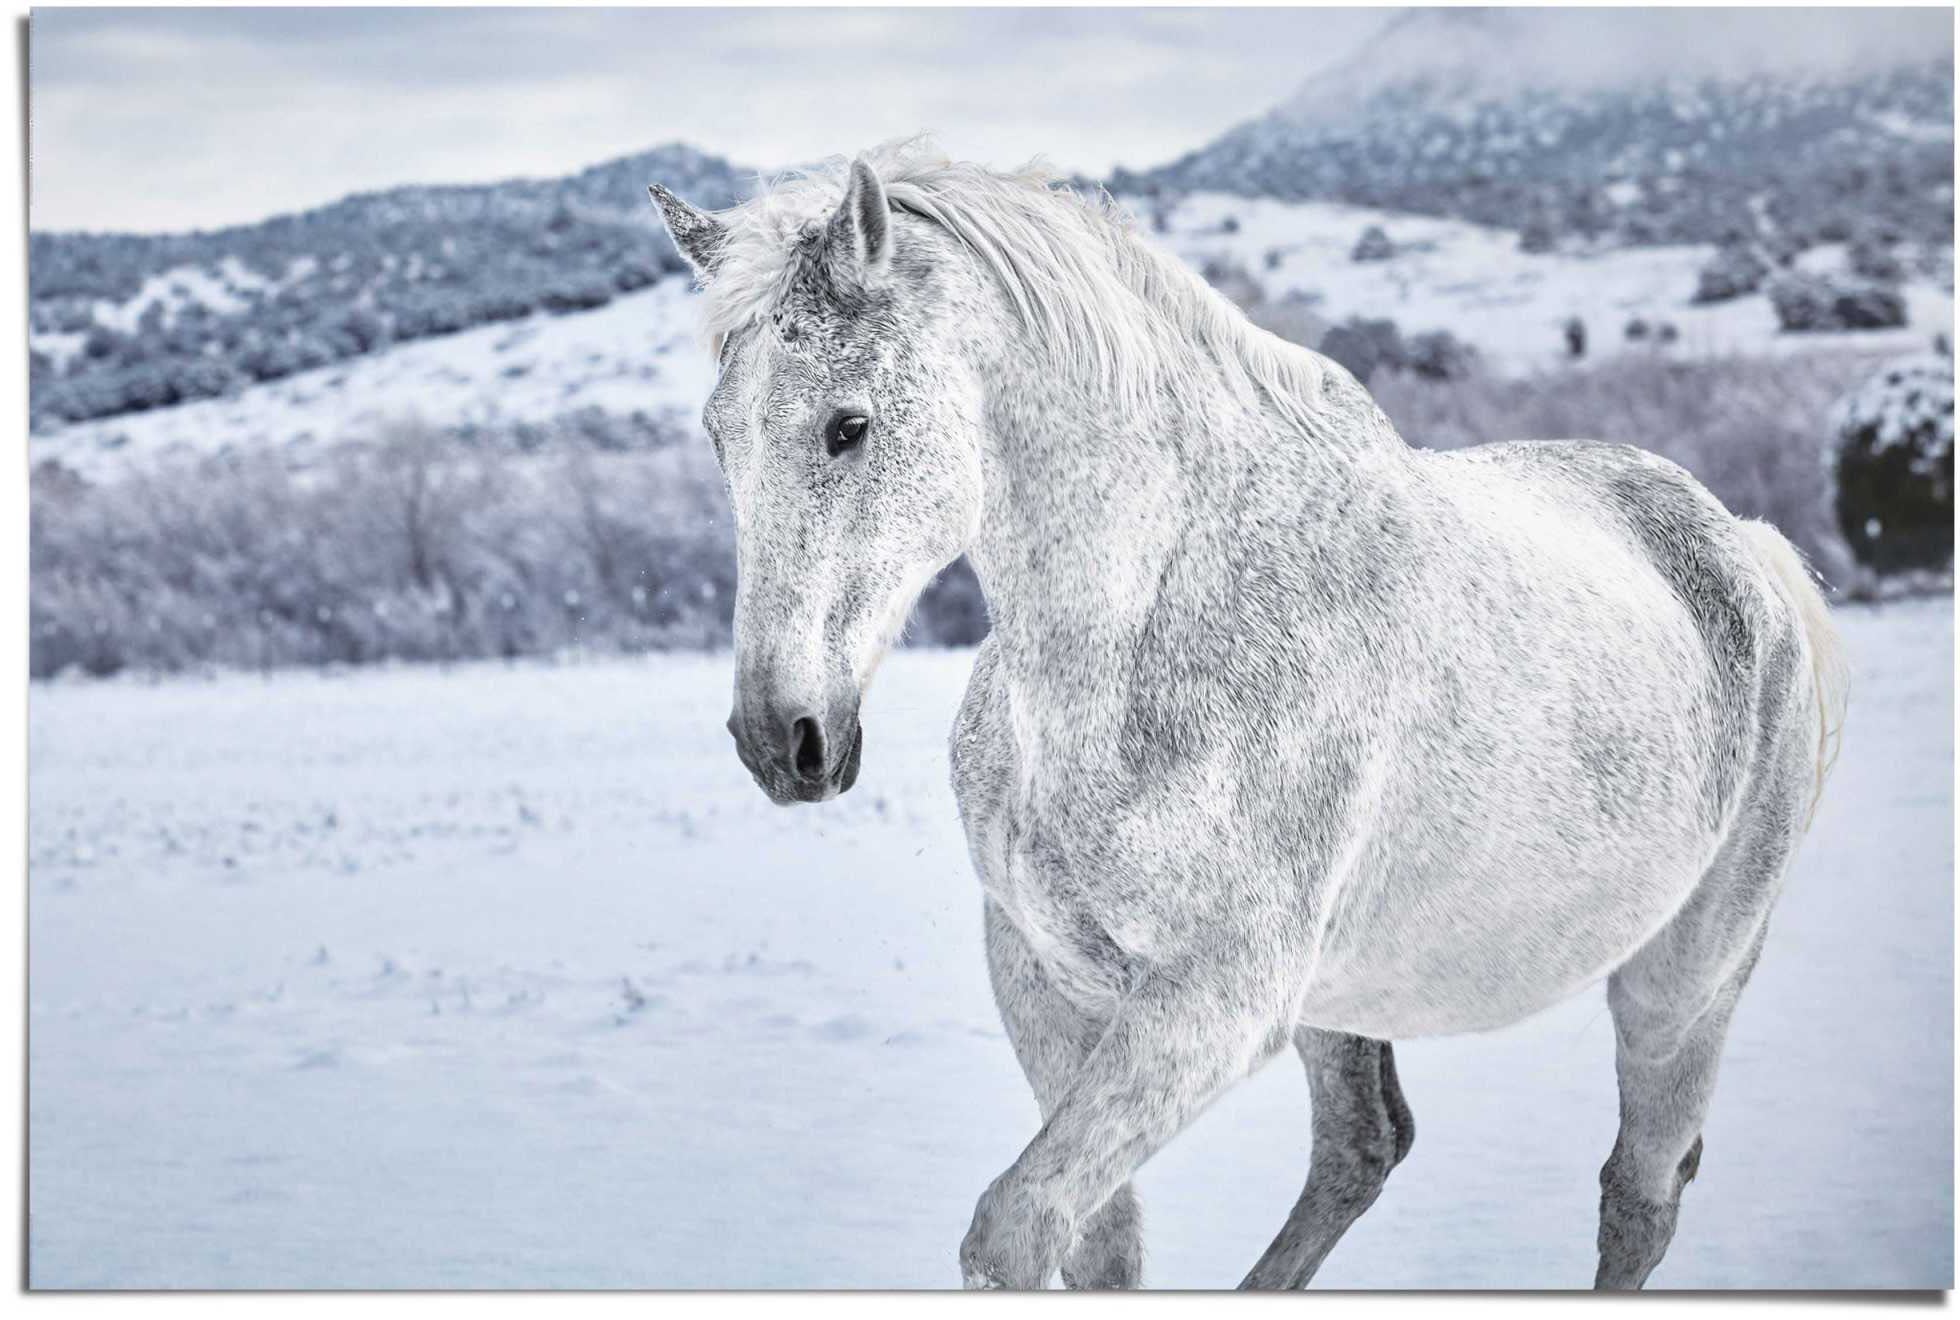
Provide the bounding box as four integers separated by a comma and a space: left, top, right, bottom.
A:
826, 414, 870, 457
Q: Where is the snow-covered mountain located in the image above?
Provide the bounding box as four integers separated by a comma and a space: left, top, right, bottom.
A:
1121, 8, 1954, 250
35, 190, 1954, 481
27, 8, 1955, 458
29, 143, 754, 429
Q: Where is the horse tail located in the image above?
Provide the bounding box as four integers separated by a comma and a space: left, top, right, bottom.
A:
1738, 519, 1850, 829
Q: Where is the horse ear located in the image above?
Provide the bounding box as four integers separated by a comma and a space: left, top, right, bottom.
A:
647, 183, 727, 281
820, 157, 893, 295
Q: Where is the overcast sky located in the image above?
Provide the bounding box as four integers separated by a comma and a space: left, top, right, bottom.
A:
29, 6, 1392, 234
29, 6, 1951, 236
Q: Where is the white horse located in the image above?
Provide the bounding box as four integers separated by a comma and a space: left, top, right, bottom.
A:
647, 140, 1849, 1290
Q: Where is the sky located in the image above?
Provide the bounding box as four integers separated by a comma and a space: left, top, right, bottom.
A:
29, 6, 1953, 236
28, 6, 1392, 234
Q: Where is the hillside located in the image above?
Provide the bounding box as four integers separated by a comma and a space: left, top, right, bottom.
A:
29, 143, 752, 428
32, 190, 1952, 481
26, 8, 1956, 446
1121, 9, 1954, 252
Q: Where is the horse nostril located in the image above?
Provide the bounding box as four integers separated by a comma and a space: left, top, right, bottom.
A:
790, 716, 826, 782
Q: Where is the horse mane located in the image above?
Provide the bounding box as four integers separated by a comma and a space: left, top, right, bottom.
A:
700, 137, 1329, 428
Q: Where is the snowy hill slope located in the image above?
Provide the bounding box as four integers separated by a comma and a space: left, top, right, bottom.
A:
34, 191, 1952, 480
1154, 194, 1953, 375
29, 9, 1951, 446
34, 276, 716, 479
29, 143, 753, 430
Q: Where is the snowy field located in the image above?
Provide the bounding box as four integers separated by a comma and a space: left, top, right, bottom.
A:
28, 600, 1953, 1290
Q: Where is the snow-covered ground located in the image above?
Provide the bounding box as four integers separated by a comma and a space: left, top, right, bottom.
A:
1162, 193, 1954, 375
33, 195, 1952, 481
28, 600, 1952, 1290
32, 276, 717, 481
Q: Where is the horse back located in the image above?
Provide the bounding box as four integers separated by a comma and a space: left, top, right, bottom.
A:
1444, 439, 1802, 830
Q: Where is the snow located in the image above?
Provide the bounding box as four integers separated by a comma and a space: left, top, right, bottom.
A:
35, 277, 717, 480
1832, 354, 1955, 462
1158, 193, 1954, 375
1870, 110, 1956, 143
34, 197, 1955, 483
28, 600, 1952, 1289
91, 261, 259, 332
29, 329, 87, 369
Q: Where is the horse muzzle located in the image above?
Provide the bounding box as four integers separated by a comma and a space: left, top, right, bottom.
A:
726, 699, 864, 805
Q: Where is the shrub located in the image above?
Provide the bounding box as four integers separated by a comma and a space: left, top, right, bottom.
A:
1318, 317, 1476, 384
1403, 330, 1478, 382
1624, 318, 1680, 346
1828, 354, 1954, 576
1319, 317, 1405, 384
1847, 234, 1906, 285
1769, 272, 1907, 333
1350, 225, 1396, 263
28, 418, 990, 677
538, 278, 614, 314
1692, 241, 1769, 304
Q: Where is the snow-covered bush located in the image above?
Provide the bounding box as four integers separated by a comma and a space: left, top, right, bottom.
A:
1847, 234, 1906, 285
1403, 330, 1478, 381
28, 421, 989, 677
1197, 258, 1263, 309
1350, 225, 1396, 263
537, 277, 616, 314
1318, 317, 1407, 384
1319, 317, 1475, 384
1769, 272, 1908, 333
1691, 241, 1769, 304
1828, 354, 1954, 577
1624, 317, 1679, 344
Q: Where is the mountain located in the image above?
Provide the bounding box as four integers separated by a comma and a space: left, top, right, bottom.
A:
1117, 8, 1954, 252
29, 143, 753, 427
29, 10, 1956, 437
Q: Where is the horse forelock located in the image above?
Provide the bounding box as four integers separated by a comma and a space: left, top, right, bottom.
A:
693, 137, 1329, 427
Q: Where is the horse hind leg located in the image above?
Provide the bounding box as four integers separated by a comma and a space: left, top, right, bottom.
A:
1239, 1029, 1413, 1290
1595, 928, 1764, 1289
1595, 795, 1800, 1288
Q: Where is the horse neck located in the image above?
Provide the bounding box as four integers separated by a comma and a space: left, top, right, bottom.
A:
960, 310, 1407, 785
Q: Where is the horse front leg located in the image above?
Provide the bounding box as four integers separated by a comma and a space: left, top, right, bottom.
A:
983, 900, 1144, 1288
959, 959, 1290, 1289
